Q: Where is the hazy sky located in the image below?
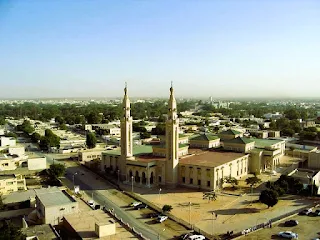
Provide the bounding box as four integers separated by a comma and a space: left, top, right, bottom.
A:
0, 0, 319, 99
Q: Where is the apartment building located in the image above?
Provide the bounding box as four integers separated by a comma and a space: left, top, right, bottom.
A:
0, 174, 27, 195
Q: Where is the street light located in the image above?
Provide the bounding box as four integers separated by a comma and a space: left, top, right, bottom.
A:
159, 188, 162, 200
212, 212, 217, 237
73, 172, 78, 189
131, 176, 134, 193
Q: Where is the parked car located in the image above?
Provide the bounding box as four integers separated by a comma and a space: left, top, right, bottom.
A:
130, 201, 141, 207
187, 235, 206, 240
148, 212, 159, 218
88, 200, 95, 209
278, 231, 298, 239
299, 208, 312, 215
284, 220, 299, 226
135, 203, 148, 210
157, 215, 168, 223
312, 209, 320, 216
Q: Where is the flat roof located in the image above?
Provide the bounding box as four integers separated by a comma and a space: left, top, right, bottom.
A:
35, 187, 76, 207
103, 145, 153, 156
3, 189, 36, 204
63, 210, 116, 239
0, 174, 16, 180
179, 150, 247, 168
22, 224, 57, 240
253, 138, 284, 148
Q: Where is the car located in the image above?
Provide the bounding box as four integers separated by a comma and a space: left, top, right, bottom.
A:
284, 220, 299, 226
187, 235, 206, 240
148, 212, 159, 218
135, 203, 148, 210
129, 201, 141, 207
157, 215, 168, 223
299, 208, 312, 215
278, 231, 298, 239
312, 209, 320, 216
88, 199, 95, 209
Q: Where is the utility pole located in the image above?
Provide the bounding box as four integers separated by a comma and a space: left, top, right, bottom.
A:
131, 176, 134, 193
189, 201, 192, 226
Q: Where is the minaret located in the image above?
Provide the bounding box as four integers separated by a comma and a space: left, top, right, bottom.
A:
165, 82, 179, 187
120, 83, 134, 180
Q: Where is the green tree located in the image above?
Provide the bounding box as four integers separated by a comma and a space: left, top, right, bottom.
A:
0, 117, 5, 125
0, 221, 26, 240
59, 123, 67, 130
5, 132, 17, 139
0, 194, 4, 210
31, 132, 41, 143
223, 176, 238, 188
86, 112, 102, 124
245, 175, 262, 188
203, 191, 217, 201
55, 116, 65, 125
162, 204, 173, 213
48, 164, 66, 179
259, 189, 278, 208
86, 132, 97, 149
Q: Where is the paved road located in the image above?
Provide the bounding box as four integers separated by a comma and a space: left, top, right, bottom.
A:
65, 167, 164, 240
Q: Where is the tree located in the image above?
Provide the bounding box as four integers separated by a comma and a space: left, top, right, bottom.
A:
59, 123, 67, 130
5, 132, 17, 139
223, 176, 238, 188
31, 132, 41, 143
0, 194, 4, 210
203, 191, 217, 202
86, 132, 97, 149
0, 221, 26, 240
162, 204, 173, 213
0, 117, 5, 125
48, 164, 66, 179
259, 189, 278, 208
245, 175, 262, 188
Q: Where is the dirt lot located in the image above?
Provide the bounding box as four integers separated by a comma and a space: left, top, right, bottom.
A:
241, 211, 320, 240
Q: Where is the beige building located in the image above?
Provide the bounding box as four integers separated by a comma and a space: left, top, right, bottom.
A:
63, 210, 117, 239
179, 151, 249, 190
78, 150, 103, 162
218, 129, 243, 140
308, 151, 320, 169
189, 134, 220, 149
100, 85, 250, 191
35, 187, 79, 225
0, 155, 18, 171
0, 137, 16, 147
286, 143, 317, 160
0, 174, 26, 195
223, 137, 255, 153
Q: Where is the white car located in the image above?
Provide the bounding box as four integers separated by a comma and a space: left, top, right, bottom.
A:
278, 231, 298, 239
130, 201, 142, 207
157, 215, 168, 223
88, 199, 95, 209
188, 235, 206, 240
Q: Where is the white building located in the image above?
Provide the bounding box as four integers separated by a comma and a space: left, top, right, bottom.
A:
0, 137, 16, 147
27, 157, 47, 170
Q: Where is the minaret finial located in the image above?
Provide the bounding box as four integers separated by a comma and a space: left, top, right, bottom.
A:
170, 81, 173, 94
124, 82, 127, 95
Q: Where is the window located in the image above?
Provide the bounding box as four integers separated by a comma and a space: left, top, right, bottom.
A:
158, 176, 162, 183
198, 180, 201, 186
182, 177, 185, 183
190, 178, 193, 184
207, 181, 210, 187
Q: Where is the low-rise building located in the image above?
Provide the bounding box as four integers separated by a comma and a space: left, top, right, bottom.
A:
78, 150, 103, 162
308, 151, 320, 169
27, 157, 47, 170
35, 187, 79, 225
218, 129, 243, 141
223, 137, 255, 153
286, 143, 317, 160
0, 155, 18, 171
63, 210, 117, 239
0, 174, 27, 195
152, 144, 189, 157
8, 146, 25, 156
288, 168, 320, 194
0, 136, 16, 147
189, 134, 220, 149
179, 151, 249, 190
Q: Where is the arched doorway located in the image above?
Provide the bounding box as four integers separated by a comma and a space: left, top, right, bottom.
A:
135, 171, 140, 183
142, 172, 146, 184
150, 172, 154, 185
129, 170, 133, 177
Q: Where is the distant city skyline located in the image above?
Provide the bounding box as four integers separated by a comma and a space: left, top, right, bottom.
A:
0, 1, 319, 99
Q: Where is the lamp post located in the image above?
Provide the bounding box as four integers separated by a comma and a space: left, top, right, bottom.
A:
72, 172, 78, 189
117, 170, 120, 184
159, 188, 162, 200
131, 176, 134, 193
212, 212, 217, 237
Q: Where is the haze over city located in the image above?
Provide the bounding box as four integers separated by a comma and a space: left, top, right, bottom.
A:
0, 1, 319, 99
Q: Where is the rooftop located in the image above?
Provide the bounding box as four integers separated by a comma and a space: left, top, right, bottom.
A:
179, 150, 247, 168
224, 137, 255, 145
22, 224, 57, 240
0, 174, 16, 180
289, 169, 317, 184
220, 129, 242, 135
3, 189, 36, 204
35, 187, 76, 207
103, 145, 153, 156
253, 138, 284, 148
152, 143, 189, 149
190, 134, 220, 142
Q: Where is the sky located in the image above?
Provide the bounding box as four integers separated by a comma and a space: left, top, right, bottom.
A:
0, 0, 319, 99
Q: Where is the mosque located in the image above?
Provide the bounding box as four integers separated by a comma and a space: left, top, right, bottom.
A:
100, 84, 251, 190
